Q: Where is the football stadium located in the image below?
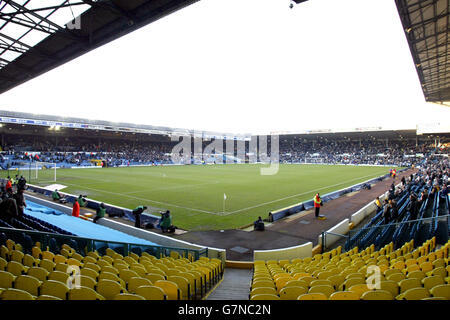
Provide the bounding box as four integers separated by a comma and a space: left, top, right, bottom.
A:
0, 0, 449, 307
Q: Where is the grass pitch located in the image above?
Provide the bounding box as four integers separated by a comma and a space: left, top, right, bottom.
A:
19, 164, 396, 231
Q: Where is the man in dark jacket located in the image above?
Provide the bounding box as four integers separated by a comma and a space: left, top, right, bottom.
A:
408, 193, 419, 220
382, 199, 391, 224
132, 205, 147, 228
13, 189, 26, 218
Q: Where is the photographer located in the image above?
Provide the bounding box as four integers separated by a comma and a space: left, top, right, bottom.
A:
77, 194, 88, 207
160, 210, 174, 233
132, 205, 147, 228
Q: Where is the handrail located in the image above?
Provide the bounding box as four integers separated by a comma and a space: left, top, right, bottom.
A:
0, 225, 207, 260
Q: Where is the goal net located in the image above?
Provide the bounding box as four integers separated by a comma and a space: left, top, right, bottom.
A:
28, 162, 57, 183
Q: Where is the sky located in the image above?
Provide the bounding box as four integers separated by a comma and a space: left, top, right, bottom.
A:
0, 0, 449, 135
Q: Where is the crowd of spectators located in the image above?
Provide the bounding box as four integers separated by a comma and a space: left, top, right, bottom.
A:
0, 134, 448, 168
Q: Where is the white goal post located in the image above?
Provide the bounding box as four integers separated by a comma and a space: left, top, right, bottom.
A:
32, 162, 57, 182
304, 157, 325, 164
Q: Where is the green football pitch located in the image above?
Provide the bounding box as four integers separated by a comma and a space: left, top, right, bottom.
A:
18, 164, 398, 231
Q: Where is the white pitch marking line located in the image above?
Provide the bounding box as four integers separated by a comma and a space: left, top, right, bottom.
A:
220, 171, 388, 215
62, 182, 219, 215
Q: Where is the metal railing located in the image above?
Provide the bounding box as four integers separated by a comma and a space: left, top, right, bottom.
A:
345, 214, 450, 252
0, 226, 207, 261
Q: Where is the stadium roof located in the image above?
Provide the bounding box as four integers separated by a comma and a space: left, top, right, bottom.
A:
0, 0, 200, 94
0, 109, 251, 140
395, 0, 450, 105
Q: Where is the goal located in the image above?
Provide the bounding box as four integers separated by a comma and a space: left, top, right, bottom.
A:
27, 161, 57, 182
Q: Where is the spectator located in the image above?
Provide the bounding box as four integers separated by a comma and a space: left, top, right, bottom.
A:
13, 188, 26, 218
382, 199, 391, 224
160, 210, 174, 233
313, 193, 324, 219
72, 199, 80, 218
374, 196, 382, 210
254, 216, 265, 231
77, 195, 87, 207
93, 203, 106, 223
132, 205, 147, 228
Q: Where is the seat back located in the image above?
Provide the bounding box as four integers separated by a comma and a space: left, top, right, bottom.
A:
329, 291, 360, 300
14, 275, 41, 296
96, 279, 126, 300
128, 277, 152, 294
279, 286, 308, 300
40, 280, 69, 300
297, 293, 327, 300
113, 293, 146, 300
0, 288, 34, 300
430, 284, 450, 299
0, 270, 15, 288
308, 285, 335, 298
68, 286, 104, 300
135, 285, 167, 300
361, 290, 394, 300
250, 294, 280, 300
154, 280, 180, 300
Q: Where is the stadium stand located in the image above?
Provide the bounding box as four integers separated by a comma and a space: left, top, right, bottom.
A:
0, 232, 223, 300
251, 237, 450, 300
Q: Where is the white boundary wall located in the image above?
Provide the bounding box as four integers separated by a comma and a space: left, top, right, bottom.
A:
254, 242, 313, 261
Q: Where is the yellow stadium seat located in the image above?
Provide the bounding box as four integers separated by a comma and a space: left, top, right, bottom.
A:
145, 273, 166, 283
275, 277, 294, 292
348, 284, 372, 298
79, 275, 97, 290
84, 262, 101, 273
53, 254, 67, 265
297, 276, 315, 286
340, 277, 365, 291
40, 280, 69, 300
310, 279, 333, 288
39, 259, 56, 273
361, 290, 393, 300
252, 280, 275, 289
80, 268, 99, 281
0, 270, 15, 289
36, 295, 62, 300
14, 275, 41, 296
119, 269, 139, 283
0, 288, 35, 300
420, 261, 433, 273
250, 294, 280, 300
66, 258, 82, 268
48, 271, 70, 285
83, 256, 97, 265
398, 278, 422, 293
329, 291, 360, 300
98, 272, 126, 288
68, 286, 105, 300
284, 280, 308, 289
428, 267, 447, 278
96, 279, 127, 300
422, 276, 445, 291
430, 284, 450, 299
407, 270, 426, 280
27, 266, 49, 282
327, 274, 345, 288
10, 250, 24, 264
128, 277, 152, 294
279, 286, 308, 300
154, 280, 180, 300
1, 245, 9, 260
250, 287, 277, 298
135, 285, 167, 300
7, 261, 26, 276
41, 251, 55, 262
378, 280, 399, 297
114, 293, 145, 300
386, 273, 405, 283
422, 296, 446, 300
308, 285, 334, 298
0, 257, 7, 271
297, 293, 327, 300
101, 265, 119, 275
397, 287, 430, 300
